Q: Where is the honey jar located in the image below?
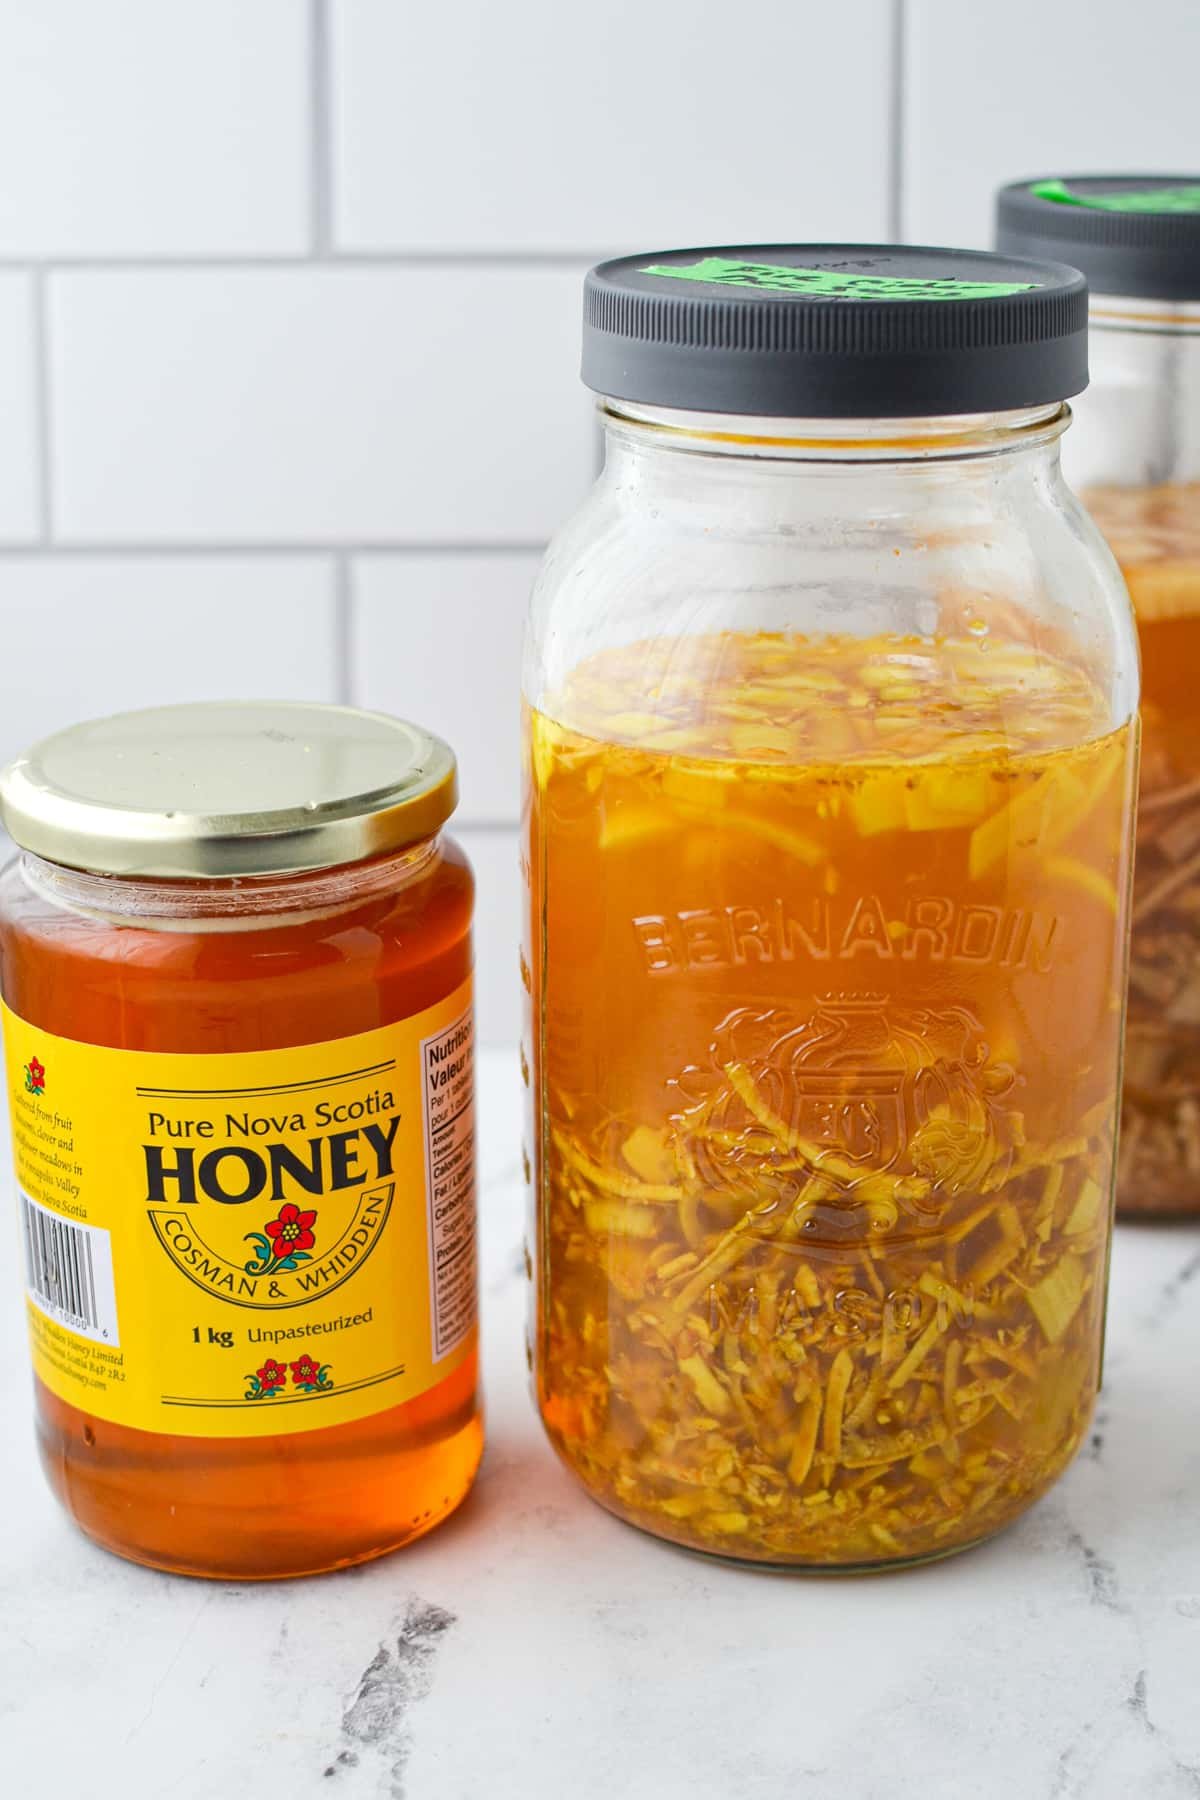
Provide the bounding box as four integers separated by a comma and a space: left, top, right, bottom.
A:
0, 701, 480, 1577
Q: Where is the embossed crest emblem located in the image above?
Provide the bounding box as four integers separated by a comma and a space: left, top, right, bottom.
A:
669, 994, 1022, 1240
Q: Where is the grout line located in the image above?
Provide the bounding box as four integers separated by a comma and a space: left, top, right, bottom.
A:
309, 0, 333, 256
0, 541, 548, 560
887, 0, 907, 242
337, 541, 548, 559
30, 270, 54, 543
0, 252, 596, 273
333, 553, 353, 702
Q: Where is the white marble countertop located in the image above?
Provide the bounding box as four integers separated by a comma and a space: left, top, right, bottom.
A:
1, 1048, 1198, 1800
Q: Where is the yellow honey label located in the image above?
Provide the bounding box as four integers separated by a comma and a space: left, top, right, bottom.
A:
2, 983, 476, 1437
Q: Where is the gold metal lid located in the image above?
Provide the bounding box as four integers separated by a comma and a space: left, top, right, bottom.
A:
0, 701, 459, 879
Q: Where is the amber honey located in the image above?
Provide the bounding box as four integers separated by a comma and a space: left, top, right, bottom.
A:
0, 702, 482, 1579
527, 631, 1135, 1567
0, 848, 481, 1578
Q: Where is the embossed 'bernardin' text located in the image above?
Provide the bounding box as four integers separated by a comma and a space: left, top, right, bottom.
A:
632, 894, 1061, 975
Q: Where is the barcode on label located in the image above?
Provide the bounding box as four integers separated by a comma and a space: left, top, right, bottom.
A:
20, 1190, 120, 1346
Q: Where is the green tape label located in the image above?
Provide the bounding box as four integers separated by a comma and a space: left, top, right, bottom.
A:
638, 256, 1037, 300
1031, 179, 1200, 215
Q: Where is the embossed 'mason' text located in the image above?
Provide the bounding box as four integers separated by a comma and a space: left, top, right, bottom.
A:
633, 894, 1061, 976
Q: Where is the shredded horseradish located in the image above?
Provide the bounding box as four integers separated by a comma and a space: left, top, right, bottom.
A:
528, 628, 1135, 1565
1087, 482, 1200, 1215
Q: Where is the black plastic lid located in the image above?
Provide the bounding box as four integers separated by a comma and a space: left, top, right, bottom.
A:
581, 245, 1088, 419
996, 177, 1200, 302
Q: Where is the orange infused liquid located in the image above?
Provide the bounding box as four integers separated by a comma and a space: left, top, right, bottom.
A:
526, 630, 1136, 1568
1086, 482, 1200, 1214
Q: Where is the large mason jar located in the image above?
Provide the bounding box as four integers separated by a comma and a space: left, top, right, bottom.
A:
998, 177, 1200, 1216
522, 247, 1139, 1570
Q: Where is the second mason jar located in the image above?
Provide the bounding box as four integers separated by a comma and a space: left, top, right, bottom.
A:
523, 246, 1139, 1570
998, 177, 1200, 1215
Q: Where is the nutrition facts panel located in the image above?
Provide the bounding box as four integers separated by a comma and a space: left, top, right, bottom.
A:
421, 1005, 477, 1360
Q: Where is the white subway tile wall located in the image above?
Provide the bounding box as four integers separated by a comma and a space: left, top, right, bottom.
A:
0, 275, 39, 542
49, 268, 593, 544
330, 0, 894, 252
351, 552, 538, 823
903, 0, 1200, 248
454, 829, 523, 1052
0, 2, 309, 256
0, 560, 339, 766
0, 0, 1196, 1040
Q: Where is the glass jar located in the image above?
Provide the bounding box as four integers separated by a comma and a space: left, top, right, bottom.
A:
524, 247, 1138, 1570
0, 702, 480, 1578
998, 177, 1200, 1216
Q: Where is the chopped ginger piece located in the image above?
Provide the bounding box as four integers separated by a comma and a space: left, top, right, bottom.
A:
887, 1314, 948, 1390
822, 1349, 854, 1462
1063, 1176, 1104, 1237
787, 1392, 823, 1486
553, 1130, 679, 1202
583, 1199, 662, 1239
1027, 1254, 1088, 1343
1045, 854, 1119, 915
679, 1353, 732, 1417
621, 1125, 677, 1186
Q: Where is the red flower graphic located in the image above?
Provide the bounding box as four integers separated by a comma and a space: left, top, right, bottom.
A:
24, 1056, 45, 1096
289, 1352, 333, 1394
243, 1202, 319, 1275
245, 1350, 332, 1400
244, 1357, 288, 1401
265, 1202, 317, 1258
